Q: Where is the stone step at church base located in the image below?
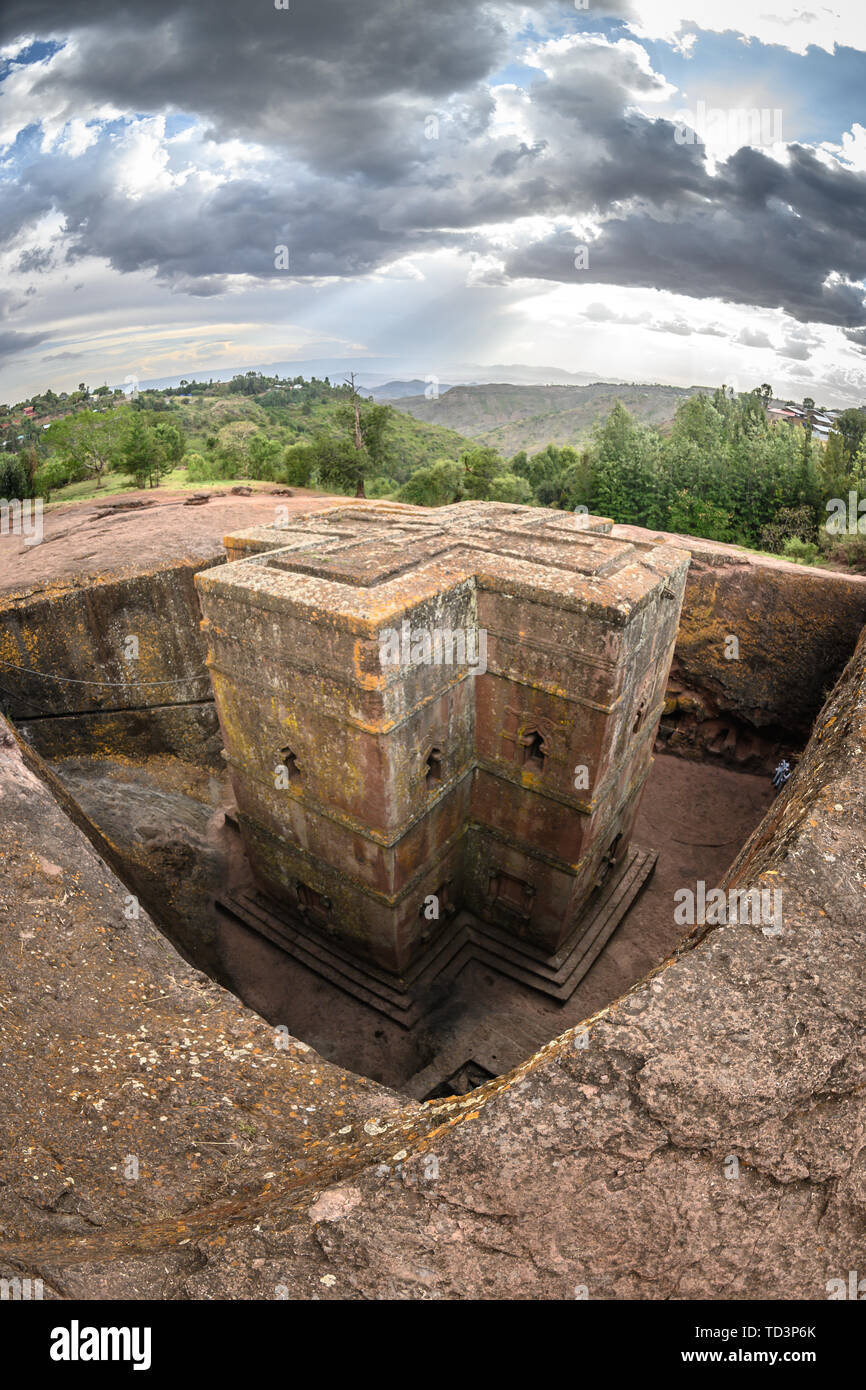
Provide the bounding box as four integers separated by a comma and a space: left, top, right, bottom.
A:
215, 844, 657, 1030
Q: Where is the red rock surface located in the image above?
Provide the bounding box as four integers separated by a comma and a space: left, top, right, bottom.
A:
0, 621, 864, 1298
0, 486, 338, 596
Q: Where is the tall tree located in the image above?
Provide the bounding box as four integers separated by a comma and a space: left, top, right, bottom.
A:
834, 408, 866, 466
333, 377, 394, 497
46, 408, 130, 488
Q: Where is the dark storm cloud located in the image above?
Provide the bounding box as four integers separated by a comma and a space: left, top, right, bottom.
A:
2, 3, 866, 329
506, 144, 866, 327
14, 147, 467, 281
0, 0, 537, 179
0, 0, 515, 101
0, 329, 50, 360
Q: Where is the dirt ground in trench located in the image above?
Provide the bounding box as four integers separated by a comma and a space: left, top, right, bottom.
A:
47, 746, 774, 1092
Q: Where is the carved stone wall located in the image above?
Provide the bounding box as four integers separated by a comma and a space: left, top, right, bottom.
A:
197, 502, 689, 984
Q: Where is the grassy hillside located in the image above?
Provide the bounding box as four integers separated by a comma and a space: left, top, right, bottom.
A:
389, 382, 712, 455
26, 380, 476, 508
169, 392, 470, 482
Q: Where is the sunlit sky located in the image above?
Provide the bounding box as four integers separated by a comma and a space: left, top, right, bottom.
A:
2, 1, 866, 403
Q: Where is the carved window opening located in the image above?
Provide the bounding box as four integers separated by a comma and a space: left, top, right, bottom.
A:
632, 699, 647, 736
425, 747, 443, 788
296, 881, 331, 928
595, 833, 623, 889
488, 870, 535, 919
279, 746, 302, 787
419, 879, 454, 935
521, 729, 547, 772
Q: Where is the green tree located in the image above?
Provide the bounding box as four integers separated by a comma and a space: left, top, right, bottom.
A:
334, 377, 395, 497
834, 408, 866, 466
182, 452, 210, 482
33, 458, 73, 502
517, 444, 582, 507
396, 459, 463, 507
0, 454, 31, 500
152, 420, 184, 466
216, 420, 259, 473
817, 429, 847, 500
488, 472, 533, 504
314, 434, 375, 496
851, 435, 866, 491
666, 491, 734, 542
590, 402, 663, 526
281, 442, 317, 488
119, 415, 156, 487
461, 446, 505, 500
247, 433, 282, 480
46, 408, 130, 488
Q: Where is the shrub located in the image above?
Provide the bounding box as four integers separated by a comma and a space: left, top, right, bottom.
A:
181, 452, 236, 482
0, 455, 32, 500
824, 534, 866, 572
182, 452, 211, 481
32, 458, 74, 501
366, 476, 398, 498
488, 472, 534, 505
759, 504, 818, 554
281, 443, 317, 488
396, 460, 463, 507
782, 537, 819, 566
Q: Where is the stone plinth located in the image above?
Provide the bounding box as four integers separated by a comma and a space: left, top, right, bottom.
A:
196, 501, 688, 999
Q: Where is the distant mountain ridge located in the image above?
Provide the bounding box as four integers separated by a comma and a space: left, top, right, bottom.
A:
130, 359, 626, 394
388, 381, 715, 455
366, 379, 455, 400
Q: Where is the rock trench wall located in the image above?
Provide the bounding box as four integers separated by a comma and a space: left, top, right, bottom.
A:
0, 558, 223, 765
612, 525, 866, 767
0, 612, 863, 1297
2, 532, 864, 773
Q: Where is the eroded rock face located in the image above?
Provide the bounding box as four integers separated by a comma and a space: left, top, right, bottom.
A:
0, 722, 425, 1295
0, 617, 864, 1298
0, 490, 338, 759
2, 504, 862, 773
612, 525, 866, 767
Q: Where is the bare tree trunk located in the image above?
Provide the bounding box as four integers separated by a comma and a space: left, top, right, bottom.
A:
345, 371, 366, 499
